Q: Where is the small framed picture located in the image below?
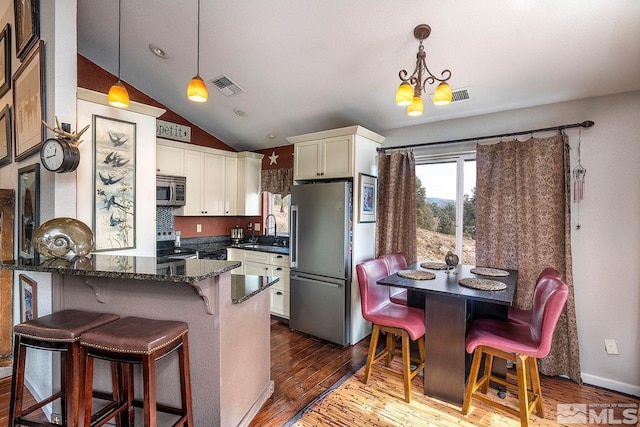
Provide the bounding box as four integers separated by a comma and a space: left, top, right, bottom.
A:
358, 173, 377, 223
14, 0, 39, 61
12, 40, 44, 161
18, 163, 39, 265
0, 104, 11, 168
19, 274, 37, 322
0, 23, 10, 98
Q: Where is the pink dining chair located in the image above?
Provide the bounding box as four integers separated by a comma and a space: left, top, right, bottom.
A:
508, 267, 562, 326
356, 258, 425, 403
378, 253, 408, 305
462, 275, 569, 426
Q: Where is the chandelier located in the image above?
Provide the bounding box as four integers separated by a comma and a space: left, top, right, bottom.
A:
395, 24, 452, 117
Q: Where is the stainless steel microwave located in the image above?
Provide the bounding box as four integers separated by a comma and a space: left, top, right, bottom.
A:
156, 175, 186, 207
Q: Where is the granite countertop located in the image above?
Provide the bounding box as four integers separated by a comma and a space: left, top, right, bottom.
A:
180, 237, 290, 256
0, 255, 241, 283
231, 274, 279, 304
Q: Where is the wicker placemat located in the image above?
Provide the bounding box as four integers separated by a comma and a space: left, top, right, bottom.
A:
397, 270, 436, 280
459, 278, 507, 291
470, 267, 510, 277
420, 261, 448, 270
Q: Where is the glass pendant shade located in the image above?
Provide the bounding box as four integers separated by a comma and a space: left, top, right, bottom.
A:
433, 82, 453, 105
395, 82, 414, 106
407, 96, 424, 116
108, 81, 130, 108
187, 75, 208, 102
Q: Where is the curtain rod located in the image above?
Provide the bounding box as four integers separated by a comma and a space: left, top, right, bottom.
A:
379, 120, 595, 152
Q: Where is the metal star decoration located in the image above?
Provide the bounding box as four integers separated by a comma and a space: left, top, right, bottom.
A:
269, 151, 279, 165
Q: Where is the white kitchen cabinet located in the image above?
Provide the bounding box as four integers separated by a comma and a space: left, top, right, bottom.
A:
224, 157, 238, 215
292, 135, 353, 180
183, 151, 225, 216
157, 140, 263, 217
225, 248, 244, 274
232, 249, 290, 319
156, 141, 184, 176
236, 153, 263, 216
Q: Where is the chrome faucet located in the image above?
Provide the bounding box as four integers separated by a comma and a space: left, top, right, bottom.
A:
265, 214, 277, 238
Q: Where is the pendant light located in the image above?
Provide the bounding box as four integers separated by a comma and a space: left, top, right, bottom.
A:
395, 24, 452, 117
187, 0, 208, 102
108, 0, 130, 108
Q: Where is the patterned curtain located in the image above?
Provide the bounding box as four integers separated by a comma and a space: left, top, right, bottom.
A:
261, 168, 294, 196
376, 151, 417, 265
476, 133, 582, 383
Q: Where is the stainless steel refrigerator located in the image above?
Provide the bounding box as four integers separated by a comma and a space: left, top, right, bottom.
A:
289, 181, 352, 346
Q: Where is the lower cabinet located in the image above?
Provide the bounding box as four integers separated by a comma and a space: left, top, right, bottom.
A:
227, 249, 290, 319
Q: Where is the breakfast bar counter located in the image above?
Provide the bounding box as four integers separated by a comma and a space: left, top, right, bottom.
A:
1, 255, 277, 426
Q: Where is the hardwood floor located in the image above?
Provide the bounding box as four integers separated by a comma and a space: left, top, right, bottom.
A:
249, 319, 371, 426
1, 319, 637, 426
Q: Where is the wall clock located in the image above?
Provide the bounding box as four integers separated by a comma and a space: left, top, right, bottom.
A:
40, 138, 80, 173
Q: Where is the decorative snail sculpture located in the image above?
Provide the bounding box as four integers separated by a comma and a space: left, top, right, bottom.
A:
33, 218, 94, 260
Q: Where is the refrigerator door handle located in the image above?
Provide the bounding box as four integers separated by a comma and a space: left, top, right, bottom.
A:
290, 204, 298, 268
290, 274, 342, 288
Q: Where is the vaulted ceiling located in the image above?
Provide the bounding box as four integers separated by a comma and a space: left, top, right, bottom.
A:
78, 0, 640, 151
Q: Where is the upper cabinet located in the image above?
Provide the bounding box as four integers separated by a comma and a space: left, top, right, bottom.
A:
288, 126, 385, 181
157, 140, 263, 216
156, 140, 185, 176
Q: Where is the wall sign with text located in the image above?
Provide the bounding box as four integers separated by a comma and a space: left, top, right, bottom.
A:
156, 120, 191, 143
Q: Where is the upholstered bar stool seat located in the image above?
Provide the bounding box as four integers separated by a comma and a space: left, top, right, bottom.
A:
80, 316, 194, 427
9, 309, 120, 427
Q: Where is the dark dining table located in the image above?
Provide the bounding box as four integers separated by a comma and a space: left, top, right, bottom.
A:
377, 263, 517, 406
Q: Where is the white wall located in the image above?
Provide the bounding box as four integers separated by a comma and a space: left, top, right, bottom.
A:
76, 99, 157, 257
383, 91, 640, 396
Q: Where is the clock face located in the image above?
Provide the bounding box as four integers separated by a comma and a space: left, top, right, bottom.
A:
41, 139, 65, 171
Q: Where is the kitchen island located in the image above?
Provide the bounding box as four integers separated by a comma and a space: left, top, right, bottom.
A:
1, 255, 277, 426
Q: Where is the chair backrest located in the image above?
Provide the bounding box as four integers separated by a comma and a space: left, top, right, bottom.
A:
529, 276, 569, 358
378, 253, 408, 275
356, 259, 391, 320
536, 267, 562, 284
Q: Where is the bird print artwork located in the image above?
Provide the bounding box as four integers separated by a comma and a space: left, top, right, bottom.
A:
98, 171, 125, 185
93, 116, 136, 250
108, 131, 128, 146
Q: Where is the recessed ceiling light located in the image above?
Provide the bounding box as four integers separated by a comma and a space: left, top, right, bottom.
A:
233, 108, 247, 117
148, 44, 168, 58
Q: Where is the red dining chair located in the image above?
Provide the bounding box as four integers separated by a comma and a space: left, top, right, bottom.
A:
462, 275, 569, 426
356, 258, 425, 403
378, 253, 409, 305
508, 267, 562, 326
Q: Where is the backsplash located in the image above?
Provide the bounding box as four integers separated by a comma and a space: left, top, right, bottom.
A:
156, 207, 175, 229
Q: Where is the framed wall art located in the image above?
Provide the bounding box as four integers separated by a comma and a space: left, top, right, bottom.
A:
19, 274, 37, 321
0, 23, 10, 98
14, 0, 39, 61
18, 163, 39, 265
93, 115, 136, 251
358, 173, 377, 223
12, 40, 44, 161
0, 105, 11, 168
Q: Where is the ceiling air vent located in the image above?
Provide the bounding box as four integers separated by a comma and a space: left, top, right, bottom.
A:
430, 87, 471, 103
209, 75, 245, 97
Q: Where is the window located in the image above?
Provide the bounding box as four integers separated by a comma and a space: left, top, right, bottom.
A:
415, 155, 476, 264
266, 192, 290, 236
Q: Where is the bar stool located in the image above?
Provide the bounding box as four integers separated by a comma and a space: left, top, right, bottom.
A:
80, 316, 194, 427
9, 309, 120, 427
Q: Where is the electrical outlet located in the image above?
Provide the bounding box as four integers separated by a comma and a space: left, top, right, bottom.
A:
51, 413, 62, 424
196, 224, 202, 233
254, 223, 260, 232
604, 339, 619, 355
